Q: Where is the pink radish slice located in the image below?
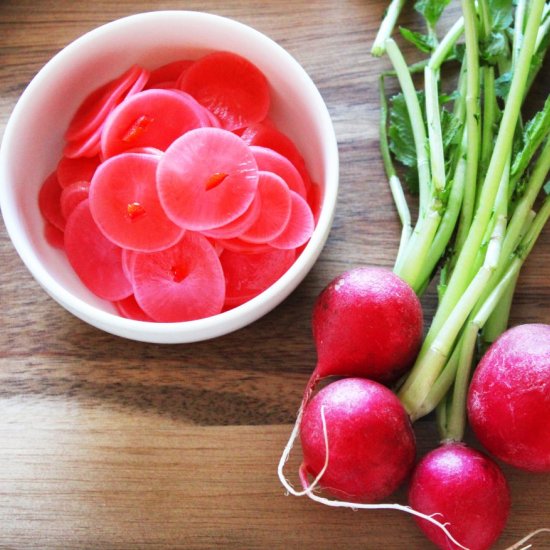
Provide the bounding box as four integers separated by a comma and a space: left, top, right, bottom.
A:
179, 51, 270, 131
64, 200, 132, 301
60, 181, 90, 219
43, 221, 64, 249
115, 294, 154, 322
250, 146, 307, 198
220, 247, 295, 308
101, 89, 207, 158
65, 65, 145, 143
269, 190, 314, 249
121, 249, 137, 283
63, 122, 103, 159
56, 155, 100, 188
146, 59, 194, 88
38, 171, 65, 231
132, 232, 225, 322
240, 172, 291, 243
241, 122, 310, 182
157, 127, 259, 231
216, 237, 274, 255
201, 192, 261, 240
123, 146, 163, 156
89, 153, 184, 252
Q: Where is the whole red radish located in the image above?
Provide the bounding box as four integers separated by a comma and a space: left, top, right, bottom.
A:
408, 442, 510, 550
312, 267, 423, 384
299, 377, 416, 503
468, 323, 550, 472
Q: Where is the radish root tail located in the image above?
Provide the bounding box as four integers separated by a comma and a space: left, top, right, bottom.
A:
504, 528, 550, 550
278, 403, 471, 550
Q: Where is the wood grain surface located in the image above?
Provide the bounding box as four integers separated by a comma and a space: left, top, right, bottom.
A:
1, 1, 549, 549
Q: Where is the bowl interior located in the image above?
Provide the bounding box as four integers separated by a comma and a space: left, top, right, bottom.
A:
0, 10, 338, 343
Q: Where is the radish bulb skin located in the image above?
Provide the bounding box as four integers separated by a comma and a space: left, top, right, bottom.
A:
468, 323, 550, 472
311, 267, 423, 384
408, 442, 510, 550
299, 377, 416, 503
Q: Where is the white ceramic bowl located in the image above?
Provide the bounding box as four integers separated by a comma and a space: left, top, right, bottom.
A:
0, 10, 339, 344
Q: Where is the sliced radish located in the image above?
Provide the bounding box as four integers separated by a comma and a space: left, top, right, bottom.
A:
216, 237, 274, 255
201, 191, 261, 240
101, 89, 207, 158
179, 51, 270, 131
56, 155, 100, 188
307, 181, 323, 224
146, 59, 194, 88
60, 180, 90, 219
65, 65, 146, 143
63, 121, 104, 159
115, 294, 154, 321
269, 190, 314, 249
240, 172, 291, 243
64, 200, 132, 301
241, 122, 310, 182
132, 232, 225, 322
38, 171, 65, 231
43, 221, 65, 249
121, 248, 137, 283
89, 153, 184, 252
220, 247, 296, 308
157, 127, 259, 231
250, 145, 307, 198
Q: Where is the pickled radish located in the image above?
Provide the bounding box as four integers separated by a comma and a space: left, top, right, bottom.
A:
89, 153, 184, 252
64, 200, 132, 301
201, 192, 262, 240
56, 155, 99, 188
179, 51, 270, 131
240, 172, 292, 243
221, 247, 296, 308
100, 89, 207, 158
157, 127, 259, 230
251, 146, 307, 198
65, 65, 145, 143
38, 171, 65, 231
40, 54, 319, 322
241, 122, 310, 182
44, 221, 64, 249
146, 59, 193, 88
115, 294, 154, 322
132, 232, 225, 322
60, 181, 90, 219
269, 191, 314, 249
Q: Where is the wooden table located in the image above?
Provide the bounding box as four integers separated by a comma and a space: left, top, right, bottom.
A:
1, 1, 549, 548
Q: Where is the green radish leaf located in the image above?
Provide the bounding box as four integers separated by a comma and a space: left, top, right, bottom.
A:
544, 180, 550, 195
481, 31, 510, 64
414, 0, 452, 27
441, 109, 462, 152
487, 0, 514, 31
388, 92, 426, 194
495, 71, 512, 98
511, 97, 550, 181
399, 27, 436, 52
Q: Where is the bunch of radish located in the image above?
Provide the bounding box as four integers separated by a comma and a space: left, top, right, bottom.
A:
38, 51, 319, 322
279, 0, 550, 548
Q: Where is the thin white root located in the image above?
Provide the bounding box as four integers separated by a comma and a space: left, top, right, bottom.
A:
504, 528, 550, 550
277, 404, 471, 550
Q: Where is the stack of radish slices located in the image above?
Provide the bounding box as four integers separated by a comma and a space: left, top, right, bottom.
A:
38, 51, 321, 323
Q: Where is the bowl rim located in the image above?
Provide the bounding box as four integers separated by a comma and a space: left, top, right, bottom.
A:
0, 10, 339, 343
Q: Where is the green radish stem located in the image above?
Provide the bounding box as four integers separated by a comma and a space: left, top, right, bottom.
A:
385, 38, 431, 214
399, 0, 547, 412
401, 215, 507, 419
371, 0, 407, 57
379, 75, 412, 264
